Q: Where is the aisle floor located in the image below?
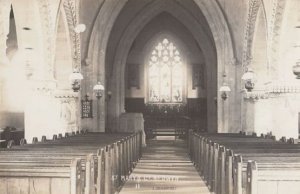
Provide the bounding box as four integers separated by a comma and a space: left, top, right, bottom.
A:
119, 139, 210, 194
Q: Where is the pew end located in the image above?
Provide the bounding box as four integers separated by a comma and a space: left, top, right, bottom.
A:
41, 135, 47, 142
7, 140, 15, 148
32, 137, 38, 144
20, 138, 27, 145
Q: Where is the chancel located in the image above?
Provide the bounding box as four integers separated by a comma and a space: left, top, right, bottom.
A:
0, 0, 300, 194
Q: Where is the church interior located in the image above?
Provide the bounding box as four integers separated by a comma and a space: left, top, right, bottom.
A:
0, 0, 300, 193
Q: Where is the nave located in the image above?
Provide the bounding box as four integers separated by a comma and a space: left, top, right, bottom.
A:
1, 0, 300, 193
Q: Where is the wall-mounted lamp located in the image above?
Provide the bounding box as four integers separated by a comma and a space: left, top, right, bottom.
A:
93, 81, 105, 99
219, 83, 231, 100
241, 68, 255, 92
293, 61, 300, 79
69, 70, 83, 92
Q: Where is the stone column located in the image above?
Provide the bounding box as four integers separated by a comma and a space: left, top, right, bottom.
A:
25, 80, 81, 142
267, 82, 300, 139
242, 82, 300, 139
242, 90, 271, 136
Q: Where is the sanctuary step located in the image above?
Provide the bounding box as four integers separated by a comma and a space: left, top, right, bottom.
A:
119, 139, 210, 194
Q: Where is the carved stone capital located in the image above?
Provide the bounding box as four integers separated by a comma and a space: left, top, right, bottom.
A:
266, 81, 300, 93
63, 0, 81, 70
243, 81, 300, 101
243, 89, 269, 100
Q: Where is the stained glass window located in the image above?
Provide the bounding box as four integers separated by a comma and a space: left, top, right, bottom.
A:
148, 38, 183, 103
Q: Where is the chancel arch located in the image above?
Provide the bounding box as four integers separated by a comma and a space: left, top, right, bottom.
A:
86, 0, 236, 133
124, 18, 210, 128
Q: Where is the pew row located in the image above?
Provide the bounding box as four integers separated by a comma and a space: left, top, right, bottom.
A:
188, 131, 300, 194
0, 132, 143, 194
0, 159, 82, 194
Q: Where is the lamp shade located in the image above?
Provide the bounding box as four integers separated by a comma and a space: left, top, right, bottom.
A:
93, 82, 104, 91
74, 24, 86, 33
241, 68, 255, 80
219, 84, 231, 92
292, 61, 300, 79
69, 72, 83, 81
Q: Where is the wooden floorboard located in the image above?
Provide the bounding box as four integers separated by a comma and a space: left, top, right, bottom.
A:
119, 139, 210, 194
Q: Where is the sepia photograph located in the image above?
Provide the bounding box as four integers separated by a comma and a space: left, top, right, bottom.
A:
0, 0, 300, 193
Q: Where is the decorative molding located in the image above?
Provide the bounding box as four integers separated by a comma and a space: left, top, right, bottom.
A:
266, 82, 300, 93
37, 0, 55, 79
242, 0, 262, 69
63, 0, 81, 71
243, 90, 269, 100
242, 0, 286, 77
54, 89, 79, 98
243, 81, 300, 100
267, 0, 286, 77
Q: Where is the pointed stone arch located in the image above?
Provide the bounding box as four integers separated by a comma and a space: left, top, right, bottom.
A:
87, 0, 236, 132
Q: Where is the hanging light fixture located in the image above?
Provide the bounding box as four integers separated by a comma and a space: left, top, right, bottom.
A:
241, 68, 256, 92
220, 83, 231, 100
69, 69, 83, 92
293, 61, 300, 79
218, 0, 232, 101
219, 74, 231, 100
68, 22, 85, 92
93, 81, 105, 99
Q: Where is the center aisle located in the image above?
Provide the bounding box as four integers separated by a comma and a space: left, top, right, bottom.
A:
119, 139, 210, 194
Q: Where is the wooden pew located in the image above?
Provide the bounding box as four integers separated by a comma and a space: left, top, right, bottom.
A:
0, 158, 82, 194
209, 139, 300, 194
246, 160, 300, 194
189, 132, 300, 194
0, 132, 142, 194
